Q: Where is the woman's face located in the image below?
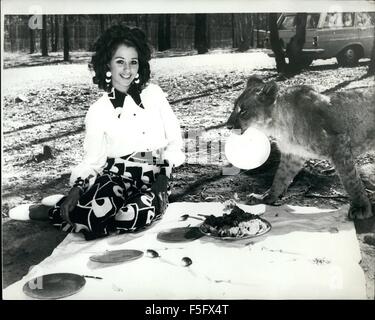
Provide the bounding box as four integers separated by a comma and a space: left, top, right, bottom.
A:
108, 44, 139, 93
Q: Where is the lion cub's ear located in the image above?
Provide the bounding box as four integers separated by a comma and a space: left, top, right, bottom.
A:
256, 81, 278, 105
246, 75, 264, 88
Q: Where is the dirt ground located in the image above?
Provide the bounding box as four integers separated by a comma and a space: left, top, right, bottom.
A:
2, 51, 375, 299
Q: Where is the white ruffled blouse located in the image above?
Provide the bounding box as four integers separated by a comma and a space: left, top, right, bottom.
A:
70, 83, 185, 186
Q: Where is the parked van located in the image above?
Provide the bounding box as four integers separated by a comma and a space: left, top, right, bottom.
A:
265, 12, 375, 66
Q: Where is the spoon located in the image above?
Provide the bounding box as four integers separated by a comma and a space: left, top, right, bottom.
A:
146, 250, 195, 269
179, 214, 205, 222
146, 249, 176, 266
146, 249, 160, 258
181, 257, 193, 267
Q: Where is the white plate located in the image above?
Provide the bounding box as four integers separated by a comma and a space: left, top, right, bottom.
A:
41, 194, 65, 206
9, 204, 32, 221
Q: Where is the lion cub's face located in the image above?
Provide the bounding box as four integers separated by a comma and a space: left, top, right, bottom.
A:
227, 76, 278, 133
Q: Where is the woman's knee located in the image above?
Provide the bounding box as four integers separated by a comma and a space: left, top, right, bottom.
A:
114, 192, 165, 231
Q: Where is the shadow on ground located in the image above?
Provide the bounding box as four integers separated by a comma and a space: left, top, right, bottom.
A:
2, 220, 66, 288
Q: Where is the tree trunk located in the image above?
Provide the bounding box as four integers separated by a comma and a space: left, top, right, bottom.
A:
144, 14, 149, 37
286, 13, 307, 72
194, 14, 209, 54
249, 14, 254, 48
29, 16, 35, 54
63, 15, 70, 61
50, 16, 55, 51
76, 16, 82, 50
231, 14, 235, 48
165, 14, 171, 49
41, 15, 48, 56
99, 15, 105, 33
10, 21, 16, 52
255, 13, 260, 47
157, 15, 165, 51
53, 15, 59, 51
233, 13, 252, 52
368, 32, 375, 76
157, 14, 171, 51
269, 13, 287, 73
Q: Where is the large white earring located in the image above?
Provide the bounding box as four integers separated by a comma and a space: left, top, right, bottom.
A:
134, 73, 140, 84
105, 70, 112, 91
105, 71, 112, 84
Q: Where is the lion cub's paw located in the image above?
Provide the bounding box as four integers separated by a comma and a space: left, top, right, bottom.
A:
246, 190, 279, 205
348, 200, 373, 220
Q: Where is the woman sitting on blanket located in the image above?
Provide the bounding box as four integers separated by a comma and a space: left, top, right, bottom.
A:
28, 25, 185, 240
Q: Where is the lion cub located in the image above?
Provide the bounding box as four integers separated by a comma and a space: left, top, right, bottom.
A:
227, 75, 375, 220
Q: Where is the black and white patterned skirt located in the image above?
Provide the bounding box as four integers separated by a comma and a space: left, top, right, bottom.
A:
49, 152, 171, 240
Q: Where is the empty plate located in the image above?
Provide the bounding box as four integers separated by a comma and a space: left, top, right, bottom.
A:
41, 194, 65, 206
157, 227, 203, 243
23, 273, 86, 299
9, 204, 32, 221
89, 249, 144, 263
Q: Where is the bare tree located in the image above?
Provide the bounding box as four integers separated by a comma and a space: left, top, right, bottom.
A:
144, 14, 149, 37
29, 15, 35, 54
286, 13, 308, 73
134, 14, 139, 27
158, 14, 171, 51
107, 15, 112, 27
269, 13, 308, 76
166, 14, 171, 48
41, 15, 48, 56
255, 13, 260, 47
50, 16, 55, 51
269, 13, 287, 73
232, 13, 252, 52
63, 15, 70, 61
195, 14, 209, 54
249, 14, 255, 48
99, 15, 105, 33
52, 15, 59, 52
368, 31, 375, 76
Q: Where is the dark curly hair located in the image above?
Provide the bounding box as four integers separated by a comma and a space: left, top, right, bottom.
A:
89, 24, 151, 102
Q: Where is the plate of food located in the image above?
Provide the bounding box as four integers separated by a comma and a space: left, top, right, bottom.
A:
199, 205, 271, 240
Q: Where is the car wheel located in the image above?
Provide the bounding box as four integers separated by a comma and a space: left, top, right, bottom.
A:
337, 47, 359, 67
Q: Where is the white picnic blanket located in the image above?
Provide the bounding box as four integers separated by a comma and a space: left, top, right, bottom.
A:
3, 202, 366, 299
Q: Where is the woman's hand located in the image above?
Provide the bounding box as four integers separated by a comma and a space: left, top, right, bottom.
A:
151, 174, 169, 215
60, 187, 81, 225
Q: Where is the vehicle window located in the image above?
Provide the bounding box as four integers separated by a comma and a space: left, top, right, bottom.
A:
279, 14, 320, 30
279, 15, 296, 30
307, 14, 320, 28
343, 13, 354, 27
357, 12, 374, 27
323, 12, 344, 28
